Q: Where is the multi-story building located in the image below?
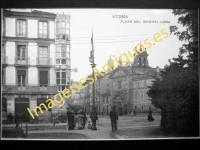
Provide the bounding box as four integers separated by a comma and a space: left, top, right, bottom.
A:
52, 13, 71, 115
2, 9, 57, 122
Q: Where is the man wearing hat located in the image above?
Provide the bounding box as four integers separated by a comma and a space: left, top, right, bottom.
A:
110, 106, 118, 131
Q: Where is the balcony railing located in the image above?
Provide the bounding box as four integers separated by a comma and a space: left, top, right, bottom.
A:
37, 57, 52, 66
40, 84, 48, 91
15, 57, 30, 65
2, 56, 8, 65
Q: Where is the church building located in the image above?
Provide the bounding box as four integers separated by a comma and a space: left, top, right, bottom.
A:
109, 50, 161, 115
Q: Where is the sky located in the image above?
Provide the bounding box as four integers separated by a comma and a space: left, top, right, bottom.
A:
36, 9, 186, 81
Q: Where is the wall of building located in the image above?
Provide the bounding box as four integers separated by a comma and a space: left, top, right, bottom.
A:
6, 42, 15, 64
5, 66, 16, 85
28, 43, 37, 65
5, 18, 15, 37
28, 67, 38, 86
49, 21, 55, 39
50, 68, 56, 85
28, 19, 38, 38
7, 98, 15, 114
50, 44, 55, 65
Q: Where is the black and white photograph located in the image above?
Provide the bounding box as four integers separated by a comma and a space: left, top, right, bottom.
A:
1, 7, 199, 140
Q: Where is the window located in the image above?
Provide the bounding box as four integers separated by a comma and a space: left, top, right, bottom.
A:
39, 21, 48, 38
56, 45, 68, 65
56, 21, 66, 34
17, 45, 26, 60
143, 58, 146, 66
138, 57, 142, 66
56, 21, 61, 33
56, 70, 67, 91
124, 80, 126, 86
38, 46, 48, 65
61, 21, 66, 33
17, 70, 26, 87
17, 19, 26, 36
56, 45, 66, 58
39, 71, 48, 87
118, 81, 121, 89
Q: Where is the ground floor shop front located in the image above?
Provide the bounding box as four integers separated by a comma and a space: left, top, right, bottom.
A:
2, 93, 68, 123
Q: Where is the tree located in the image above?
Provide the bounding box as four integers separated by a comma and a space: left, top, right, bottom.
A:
147, 9, 198, 136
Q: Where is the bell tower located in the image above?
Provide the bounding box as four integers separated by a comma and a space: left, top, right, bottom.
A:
132, 47, 149, 67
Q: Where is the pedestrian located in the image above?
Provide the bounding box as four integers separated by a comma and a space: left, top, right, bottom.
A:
147, 108, 154, 121
87, 121, 92, 129
67, 109, 74, 130
55, 114, 59, 124
90, 107, 98, 130
15, 113, 20, 129
7, 112, 13, 123
110, 106, 118, 131
82, 111, 87, 129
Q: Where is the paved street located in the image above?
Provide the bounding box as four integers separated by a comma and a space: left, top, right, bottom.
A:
3, 114, 180, 139
19, 114, 178, 139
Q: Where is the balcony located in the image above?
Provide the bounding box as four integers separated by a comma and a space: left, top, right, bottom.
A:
36, 57, 52, 67
2, 56, 8, 66
2, 85, 57, 94
14, 57, 30, 66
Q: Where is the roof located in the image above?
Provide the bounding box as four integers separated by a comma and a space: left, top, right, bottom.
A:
3, 9, 56, 19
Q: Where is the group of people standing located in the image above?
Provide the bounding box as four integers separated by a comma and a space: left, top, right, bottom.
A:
67, 106, 119, 131
66, 108, 87, 130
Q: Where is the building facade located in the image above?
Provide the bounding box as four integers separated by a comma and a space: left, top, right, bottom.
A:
80, 50, 161, 116
52, 12, 71, 115
109, 50, 161, 115
2, 9, 57, 123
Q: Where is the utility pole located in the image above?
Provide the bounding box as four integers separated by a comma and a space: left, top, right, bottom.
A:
89, 29, 97, 130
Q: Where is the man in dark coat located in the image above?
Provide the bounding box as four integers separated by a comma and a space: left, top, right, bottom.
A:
90, 107, 98, 130
7, 112, 13, 123
67, 109, 74, 130
15, 113, 20, 129
110, 106, 118, 131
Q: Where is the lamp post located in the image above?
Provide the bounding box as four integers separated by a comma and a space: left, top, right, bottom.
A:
89, 29, 97, 130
